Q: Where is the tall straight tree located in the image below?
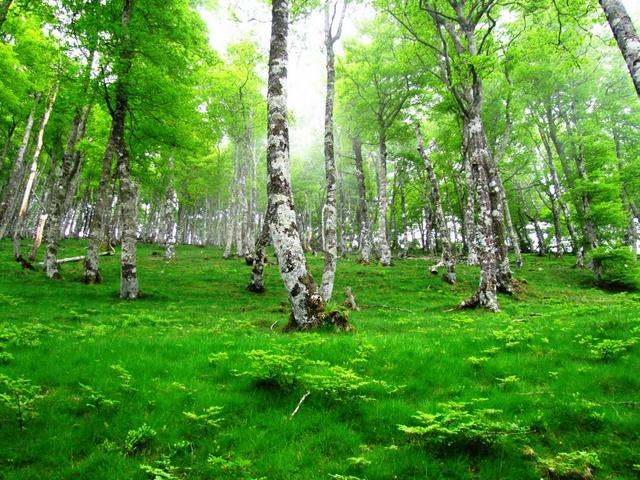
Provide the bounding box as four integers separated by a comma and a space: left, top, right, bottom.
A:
112, 0, 138, 299
321, 0, 348, 302
266, 0, 325, 328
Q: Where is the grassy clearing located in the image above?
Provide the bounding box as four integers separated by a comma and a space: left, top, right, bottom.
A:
0, 240, 639, 479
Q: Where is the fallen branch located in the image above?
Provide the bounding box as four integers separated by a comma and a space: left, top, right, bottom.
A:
38, 250, 113, 266
289, 391, 311, 419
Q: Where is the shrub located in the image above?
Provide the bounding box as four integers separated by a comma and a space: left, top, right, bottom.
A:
0, 374, 44, 430
537, 450, 600, 479
124, 423, 157, 455
589, 245, 640, 291
398, 400, 526, 453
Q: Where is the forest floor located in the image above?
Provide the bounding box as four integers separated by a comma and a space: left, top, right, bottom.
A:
0, 240, 639, 480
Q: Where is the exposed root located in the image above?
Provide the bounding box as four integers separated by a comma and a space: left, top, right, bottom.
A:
247, 283, 265, 294
283, 309, 353, 333
457, 291, 499, 313
14, 255, 35, 271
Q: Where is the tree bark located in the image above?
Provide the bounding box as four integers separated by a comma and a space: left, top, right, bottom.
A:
416, 124, 455, 283
600, 0, 640, 97
376, 128, 391, 266
84, 131, 115, 283
266, 0, 325, 328
162, 158, 178, 260
459, 113, 499, 312
44, 102, 91, 278
13, 85, 57, 265
352, 136, 371, 263
112, 0, 138, 299
0, 95, 40, 238
320, 0, 347, 301
0, 0, 12, 30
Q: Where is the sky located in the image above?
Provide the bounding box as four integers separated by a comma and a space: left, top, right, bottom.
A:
199, 0, 640, 158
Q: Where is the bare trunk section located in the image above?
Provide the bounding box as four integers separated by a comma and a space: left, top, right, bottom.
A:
352, 136, 371, 263
84, 132, 115, 283
0, 0, 12, 29
44, 102, 91, 278
223, 144, 240, 258
463, 151, 479, 265
416, 124, 455, 284
266, 0, 326, 329
113, 0, 138, 299
247, 208, 270, 293
320, 0, 347, 301
0, 95, 40, 238
377, 129, 391, 266
162, 158, 178, 261
13, 85, 57, 266
600, 0, 640, 97
459, 114, 499, 312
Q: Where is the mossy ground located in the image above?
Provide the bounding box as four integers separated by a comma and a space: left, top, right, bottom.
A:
0, 240, 639, 479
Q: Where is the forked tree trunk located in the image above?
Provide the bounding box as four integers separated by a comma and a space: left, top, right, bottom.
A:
266, 0, 325, 328
600, 0, 640, 98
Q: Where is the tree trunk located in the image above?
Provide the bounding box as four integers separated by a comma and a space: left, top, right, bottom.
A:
352, 136, 371, 263
247, 207, 270, 293
162, 158, 178, 260
459, 112, 499, 311
0, 0, 12, 30
376, 128, 391, 266
112, 0, 138, 300
266, 0, 325, 328
44, 103, 91, 278
416, 124, 455, 283
13, 85, 58, 265
0, 95, 40, 238
320, 0, 346, 301
600, 0, 640, 97
84, 132, 115, 283
462, 149, 479, 265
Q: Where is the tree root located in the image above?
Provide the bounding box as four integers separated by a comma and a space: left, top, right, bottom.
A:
283, 309, 353, 333
15, 255, 35, 271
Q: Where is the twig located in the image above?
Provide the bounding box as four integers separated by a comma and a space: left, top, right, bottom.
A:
270, 321, 278, 331
289, 391, 311, 419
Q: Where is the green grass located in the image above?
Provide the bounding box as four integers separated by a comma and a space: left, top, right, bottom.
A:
1, 239, 639, 479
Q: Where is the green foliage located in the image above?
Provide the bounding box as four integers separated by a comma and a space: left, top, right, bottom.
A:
0, 374, 43, 430
581, 337, 638, 361
537, 451, 601, 479
590, 246, 640, 291
182, 406, 224, 432
110, 363, 135, 392
124, 423, 157, 456
243, 349, 307, 389
207, 454, 266, 480
78, 383, 119, 411
398, 401, 527, 453
140, 455, 182, 480
302, 366, 372, 402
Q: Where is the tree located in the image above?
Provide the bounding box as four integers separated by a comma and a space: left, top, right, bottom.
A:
321, 0, 348, 301
600, 0, 640, 98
